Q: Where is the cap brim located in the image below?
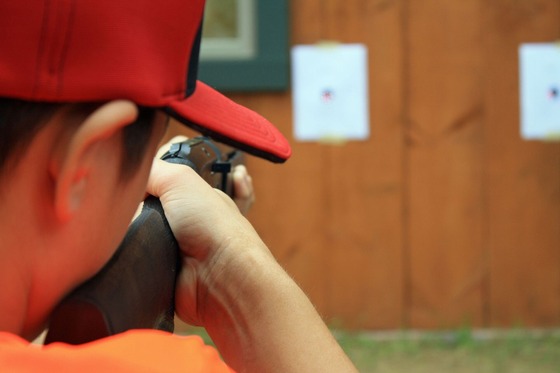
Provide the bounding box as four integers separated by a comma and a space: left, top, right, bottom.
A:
165, 81, 291, 163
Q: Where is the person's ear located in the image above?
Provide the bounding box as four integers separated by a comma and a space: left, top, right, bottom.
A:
51, 100, 139, 222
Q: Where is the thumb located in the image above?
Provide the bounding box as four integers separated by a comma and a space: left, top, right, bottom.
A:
146, 158, 193, 199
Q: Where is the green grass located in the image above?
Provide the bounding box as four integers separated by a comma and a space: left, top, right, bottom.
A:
179, 326, 560, 372
336, 329, 560, 373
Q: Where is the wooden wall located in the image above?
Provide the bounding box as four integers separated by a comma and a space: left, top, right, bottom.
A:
167, 0, 560, 330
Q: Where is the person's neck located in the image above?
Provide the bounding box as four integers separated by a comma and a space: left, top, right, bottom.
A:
0, 162, 61, 341
0, 245, 33, 338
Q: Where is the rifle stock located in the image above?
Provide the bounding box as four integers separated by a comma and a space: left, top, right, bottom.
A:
45, 137, 243, 345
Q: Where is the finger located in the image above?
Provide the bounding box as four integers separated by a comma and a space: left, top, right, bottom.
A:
146, 158, 191, 199
232, 166, 251, 198
147, 158, 216, 200
232, 165, 255, 214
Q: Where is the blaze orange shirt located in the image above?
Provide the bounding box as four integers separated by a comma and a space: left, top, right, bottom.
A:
0, 330, 235, 372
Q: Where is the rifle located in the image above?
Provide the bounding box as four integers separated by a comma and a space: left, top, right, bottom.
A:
44, 137, 243, 345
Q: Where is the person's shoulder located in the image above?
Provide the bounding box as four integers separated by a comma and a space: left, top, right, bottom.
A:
0, 330, 235, 373
0, 331, 28, 345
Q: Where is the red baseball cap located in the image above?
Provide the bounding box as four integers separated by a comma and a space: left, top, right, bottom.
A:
0, 0, 291, 163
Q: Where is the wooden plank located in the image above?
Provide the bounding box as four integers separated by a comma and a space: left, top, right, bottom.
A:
406, 0, 487, 328
317, 0, 406, 329
228, 0, 333, 314
228, 0, 406, 329
484, 0, 560, 327
239, 94, 333, 314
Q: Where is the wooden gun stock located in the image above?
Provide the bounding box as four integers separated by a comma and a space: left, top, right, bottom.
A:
45, 137, 243, 345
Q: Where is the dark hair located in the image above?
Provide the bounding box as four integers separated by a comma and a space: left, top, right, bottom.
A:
0, 98, 156, 181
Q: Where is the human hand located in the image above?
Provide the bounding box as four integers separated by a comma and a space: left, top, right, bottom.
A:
156, 136, 255, 215
148, 137, 357, 373
146, 155, 273, 327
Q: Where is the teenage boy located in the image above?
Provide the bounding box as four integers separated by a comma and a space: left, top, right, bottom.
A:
0, 1, 357, 372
